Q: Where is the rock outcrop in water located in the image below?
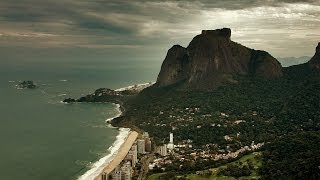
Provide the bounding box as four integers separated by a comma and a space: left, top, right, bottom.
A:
155, 28, 283, 89
17, 81, 37, 89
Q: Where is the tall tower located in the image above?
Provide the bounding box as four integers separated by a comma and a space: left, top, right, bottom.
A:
167, 132, 174, 150
170, 133, 173, 143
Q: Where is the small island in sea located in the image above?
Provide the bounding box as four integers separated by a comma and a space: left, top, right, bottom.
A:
65, 28, 320, 180
16, 81, 37, 89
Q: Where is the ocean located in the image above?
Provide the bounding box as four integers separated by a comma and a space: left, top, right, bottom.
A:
0, 51, 160, 180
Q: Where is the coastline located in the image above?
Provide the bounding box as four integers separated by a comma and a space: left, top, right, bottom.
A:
94, 131, 139, 180
77, 83, 150, 180
77, 103, 130, 180
105, 103, 122, 128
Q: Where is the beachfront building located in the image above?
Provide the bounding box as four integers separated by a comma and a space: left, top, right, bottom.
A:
158, 145, 167, 156
125, 145, 138, 167
137, 139, 146, 154
131, 144, 138, 165
111, 161, 132, 180
125, 152, 134, 167
167, 132, 174, 150
121, 162, 132, 180
101, 172, 108, 180
111, 167, 122, 180
141, 131, 152, 152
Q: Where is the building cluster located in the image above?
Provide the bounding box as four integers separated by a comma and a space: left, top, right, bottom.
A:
115, 82, 154, 93
212, 142, 264, 160
138, 132, 152, 154
103, 132, 152, 180
157, 132, 175, 157
110, 161, 133, 180
150, 140, 264, 171
158, 145, 167, 156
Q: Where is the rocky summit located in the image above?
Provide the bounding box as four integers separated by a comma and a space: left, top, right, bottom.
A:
155, 28, 283, 89
308, 42, 320, 70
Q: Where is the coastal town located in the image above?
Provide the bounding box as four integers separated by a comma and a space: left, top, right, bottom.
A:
95, 129, 263, 180
59, 76, 317, 180
62, 82, 269, 180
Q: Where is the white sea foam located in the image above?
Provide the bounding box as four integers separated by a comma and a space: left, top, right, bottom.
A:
77, 127, 130, 180
59, 79, 68, 82
105, 104, 122, 128
77, 103, 129, 180
78, 82, 152, 180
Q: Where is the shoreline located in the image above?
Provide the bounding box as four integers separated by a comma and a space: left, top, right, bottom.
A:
94, 131, 139, 180
77, 82, 149, 180
77, 103, 130, 180
105, 103, 122, 128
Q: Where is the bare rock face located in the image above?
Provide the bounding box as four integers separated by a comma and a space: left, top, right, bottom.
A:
155, 28, 283, 89
156, 45, 189, 87
308, 42, 320, 70
249, 50, 283, 79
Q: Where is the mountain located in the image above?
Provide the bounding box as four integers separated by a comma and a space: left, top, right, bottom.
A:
308, 42, 320, 70
155, 28, 283, 89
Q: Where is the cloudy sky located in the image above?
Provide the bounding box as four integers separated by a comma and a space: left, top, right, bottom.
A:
0, 0, 319, 60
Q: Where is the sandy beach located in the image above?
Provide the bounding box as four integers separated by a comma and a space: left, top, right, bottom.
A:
94, 131, 139, 180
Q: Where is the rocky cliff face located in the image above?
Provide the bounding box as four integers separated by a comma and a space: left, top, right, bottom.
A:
156, 45, 189, 87
155, 28, 283, 89
308, 42, 320, 70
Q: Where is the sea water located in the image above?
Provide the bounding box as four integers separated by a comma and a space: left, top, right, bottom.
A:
0, 51, 160, 180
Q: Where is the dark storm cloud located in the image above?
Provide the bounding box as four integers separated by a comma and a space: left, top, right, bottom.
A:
0, 0, 314, 26
0, 0, 319, 57
0, 0, 71, 21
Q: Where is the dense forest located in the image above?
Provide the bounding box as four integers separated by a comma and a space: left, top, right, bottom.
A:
260, 131, 320, 179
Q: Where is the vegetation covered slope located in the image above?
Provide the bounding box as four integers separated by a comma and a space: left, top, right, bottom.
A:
258, 68, 320, 179
260, 131, 320, 180
112, 65, 320, 178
